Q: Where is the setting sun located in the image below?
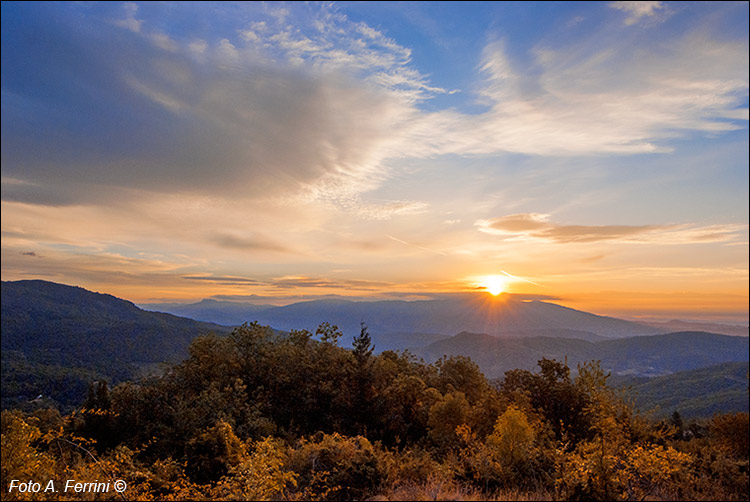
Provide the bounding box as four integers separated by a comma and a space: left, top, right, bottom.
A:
482, 275, 509, 296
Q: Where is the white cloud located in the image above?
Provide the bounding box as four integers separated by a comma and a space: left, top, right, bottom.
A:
3, 2, 748, 215
422, 31, 748, 156
610, 1, 668, 26
114, 2, 142, 33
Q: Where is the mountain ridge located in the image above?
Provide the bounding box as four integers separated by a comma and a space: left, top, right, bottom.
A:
143, 293, 664, 342
411, 329, 750, 380
4, 279, 747, 412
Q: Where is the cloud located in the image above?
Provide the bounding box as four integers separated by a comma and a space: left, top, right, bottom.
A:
476, 213, 747, 244
2, 2, 747, 216
213, 233, 296, 254
609, 1, 668, 26
268, 275, 393, 291
0, 3, 430, 212
182, 275, 263, 285
113, 2, 142, 33
431, 32, 748, 156
477, 213, 552, 232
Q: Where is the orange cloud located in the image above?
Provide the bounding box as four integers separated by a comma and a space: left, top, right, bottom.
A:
476, 214, 746, 244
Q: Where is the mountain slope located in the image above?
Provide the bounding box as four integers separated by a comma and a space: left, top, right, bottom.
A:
144, 298, 272, 326
595, 331, 750, 376
414, 330, 750, 379
1, 280, 230, 410
613, 361, 750, 419
2, 280, 230, 367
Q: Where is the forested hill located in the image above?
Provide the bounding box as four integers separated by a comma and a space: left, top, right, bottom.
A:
413, 330, 750, 379
610, 361, 750, 419
1, 280, 230, 410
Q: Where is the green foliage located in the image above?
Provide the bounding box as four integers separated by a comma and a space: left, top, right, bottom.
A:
428, 391, 471, 452
352, 322, 374, 365
2, 314, 748, 501
613, 361, 750, 419
501, 358, 591, 446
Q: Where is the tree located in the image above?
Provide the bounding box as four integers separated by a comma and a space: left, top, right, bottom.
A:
487, 405, 536, 467
349, 322, 376, 436
184, 420, 248, 484
352, 322, 374, 366
317, 322, 343, 346
501, 358, 590, 446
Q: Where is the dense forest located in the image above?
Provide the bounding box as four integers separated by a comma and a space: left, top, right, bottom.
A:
2, 322, 748, 501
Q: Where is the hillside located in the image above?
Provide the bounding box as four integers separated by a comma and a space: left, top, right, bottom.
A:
413, 330, 750, 380
1, 280, 230, 410
612, 361, 750, 419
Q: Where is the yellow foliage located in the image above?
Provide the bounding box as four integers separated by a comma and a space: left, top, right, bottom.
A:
1, 411, 57, 501
212, 436, 297, 501
487, 405, 536, 466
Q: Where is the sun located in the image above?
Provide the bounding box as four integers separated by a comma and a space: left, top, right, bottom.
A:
481, 275, 508, 296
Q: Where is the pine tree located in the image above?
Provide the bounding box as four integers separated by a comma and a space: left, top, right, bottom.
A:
352, 322, 374, 366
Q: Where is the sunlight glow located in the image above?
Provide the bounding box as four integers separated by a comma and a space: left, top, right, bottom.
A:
482, 275, 508, 296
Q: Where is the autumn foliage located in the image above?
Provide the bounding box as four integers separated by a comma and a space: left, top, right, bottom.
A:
2, 322, 748, 500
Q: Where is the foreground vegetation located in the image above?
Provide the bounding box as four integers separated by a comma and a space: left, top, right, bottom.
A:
2, 322, 748, 500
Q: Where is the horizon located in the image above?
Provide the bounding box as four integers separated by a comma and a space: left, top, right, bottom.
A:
4, 277, 748, 327
2, 2, 748, 324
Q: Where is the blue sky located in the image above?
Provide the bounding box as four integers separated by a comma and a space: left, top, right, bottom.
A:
1, 1, 748, 322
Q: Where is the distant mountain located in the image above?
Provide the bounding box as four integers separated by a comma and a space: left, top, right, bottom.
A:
1, 280, 230, 410
593, 331, 750, 376
369, 332, 450, 353
642, 319, 748, 337
144, 299, 272, 326
7, 279, 744, 413
612, 361, 750, 419
412, 330, 750, 380
143, 294, 664, 348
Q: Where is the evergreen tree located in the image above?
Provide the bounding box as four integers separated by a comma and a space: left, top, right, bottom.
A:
352, 322, 374, 365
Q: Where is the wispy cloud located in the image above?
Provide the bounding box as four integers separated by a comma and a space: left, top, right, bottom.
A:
476, 213, 747, 244
1, 3, 430, 214
268, 275, 392, 291
609, 1, 669, 26
429, 32, 748, 156
183, 275, 263, 285
113, 2, 142, 33
212, 233, 297, 254
2, 2, 747, 214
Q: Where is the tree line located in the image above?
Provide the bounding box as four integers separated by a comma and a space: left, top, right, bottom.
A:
2, 321, 748, 500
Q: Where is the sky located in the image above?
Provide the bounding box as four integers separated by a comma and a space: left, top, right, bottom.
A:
1, 1, 748, 323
